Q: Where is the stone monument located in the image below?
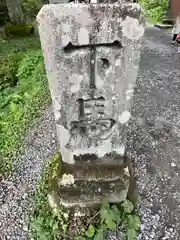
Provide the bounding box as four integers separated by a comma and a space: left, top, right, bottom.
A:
37, 1, 144, 207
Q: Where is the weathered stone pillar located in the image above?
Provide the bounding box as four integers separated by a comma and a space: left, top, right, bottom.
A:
37, 2, 144, 207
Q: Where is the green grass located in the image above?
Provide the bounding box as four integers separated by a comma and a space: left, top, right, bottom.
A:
30, 152, 67, 240
138, 0, 169, 24
0, 36, 51, 177
0, 36, 40, 58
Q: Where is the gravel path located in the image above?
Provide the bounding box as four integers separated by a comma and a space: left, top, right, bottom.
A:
127, 27, 180, 239
1, 26, 180, 240
0, 108, 58, 240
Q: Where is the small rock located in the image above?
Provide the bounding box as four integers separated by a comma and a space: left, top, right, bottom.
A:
171, 162, 176, 167
23, 225, 28, 232
140, 224, 145, 231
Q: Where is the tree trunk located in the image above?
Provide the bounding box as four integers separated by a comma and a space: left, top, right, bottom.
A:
5, 0, 24, 24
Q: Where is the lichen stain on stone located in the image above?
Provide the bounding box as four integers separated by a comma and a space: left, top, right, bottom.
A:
70, 84, 80, 93
70, 74, 83, 93
36, 5, 51, 22
52, 97, 61, 121
118, 111, 131, 124
61, 149, 75, 164
78, 27, 89, 45
54, 111, 61, 121
124, 167, 130, 177
74, 8, 94, 27
121, 16, 144, 40
56, 125, 75, 164
61, 23, 71, 34
61, 34, 71, 47
101, 20, 109, 35
96, 75, 104, 89
106, 65, 114, 76
115, 58, 121, 66
125, 88, 134, 100
60, 173, 75, 186
57, 125, 70, 148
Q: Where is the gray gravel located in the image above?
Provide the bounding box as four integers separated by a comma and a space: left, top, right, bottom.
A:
126, 26, 180, 240
1, 26, 180, 240
0, 107, 58, 239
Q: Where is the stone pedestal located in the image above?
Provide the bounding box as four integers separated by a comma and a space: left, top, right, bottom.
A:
37, 2, 144, 207
50, 156, 130, 207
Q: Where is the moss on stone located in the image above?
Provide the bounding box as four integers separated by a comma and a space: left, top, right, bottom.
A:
4, 24, 34, 37
47, 152, 62, 190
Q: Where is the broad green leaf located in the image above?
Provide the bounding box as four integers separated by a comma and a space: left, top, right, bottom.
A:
100, 207, 116, 230
111, 205, 121, 222
127, 229, 137, 240
100, 201, 111, 220
85, 224, 95, 238
105, 219, 116, 230
102, 200, 110, 209
100, 204, 121, 230
127, 215, 141, 231
100, 207, 109, 222
94, 229, 104, 240
121, 200, 134, 213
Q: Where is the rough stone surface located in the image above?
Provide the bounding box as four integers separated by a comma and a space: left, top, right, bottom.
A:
37, 3, 144, 163
49, 159, 130, 207
52, 177, 129, 207
62, 160, 125, 181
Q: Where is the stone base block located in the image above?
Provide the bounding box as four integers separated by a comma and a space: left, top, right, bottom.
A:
49, 157, 130, 208
57, 178, 129, 207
